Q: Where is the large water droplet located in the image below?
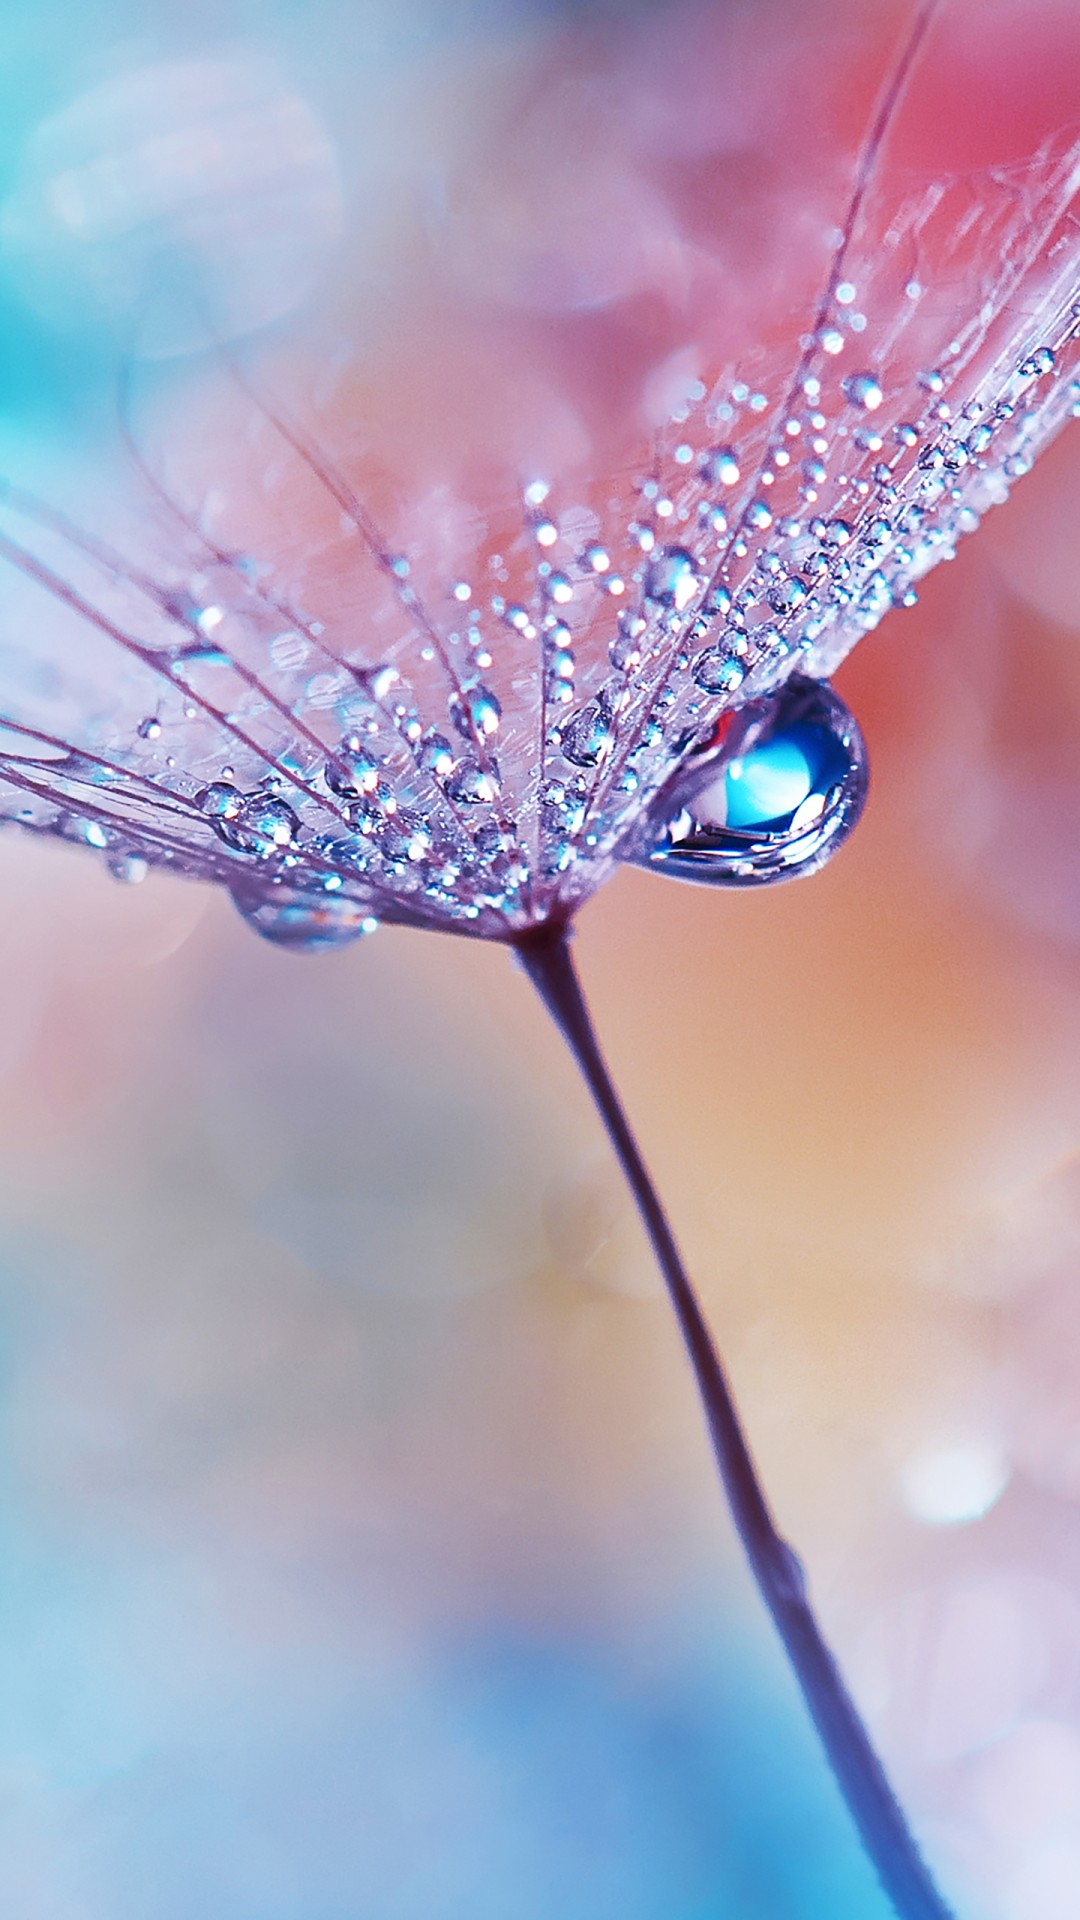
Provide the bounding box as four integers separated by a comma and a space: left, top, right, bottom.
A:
231, 887, 378, 952
633, 675, 867, 888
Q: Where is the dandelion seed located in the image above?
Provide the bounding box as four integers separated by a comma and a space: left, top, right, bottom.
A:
2, 2, 1080, 1914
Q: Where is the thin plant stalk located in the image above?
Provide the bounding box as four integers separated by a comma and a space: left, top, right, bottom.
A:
515, 919, 955, 1920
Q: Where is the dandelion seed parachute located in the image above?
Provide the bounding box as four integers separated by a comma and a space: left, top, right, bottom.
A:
1, 0, 1079, 1915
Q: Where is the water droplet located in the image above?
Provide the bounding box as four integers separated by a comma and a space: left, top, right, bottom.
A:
382, 808, 433, 864
325, 737, 380, 798
746, 500, 773, 532
634, 675, 867, 888
369, 664, 398, 701
560, 690, 615, 767
819, 328, 845, 356
445, 759, 496, 805
468, 685, 502, 738
418, 730, 455, 778
700, 447, 740, 487
200, 783, 300, 857
137, 716, 161, 741
768, 576, 808, 614
842, 371, 883, 412
693, 651, 746, 695
234, 794, 300, 857
231, 888, 378, 952
197, 780, 243, 822
74, 819, 110, 849
344, 792, 387, 836
107, 850, 149, 884
1019, 346, 1056, 379
820, 518, 853, 548
645, 547, 701, 612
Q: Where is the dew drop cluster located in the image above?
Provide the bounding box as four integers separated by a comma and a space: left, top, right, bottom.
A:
0, 150, 1076, 947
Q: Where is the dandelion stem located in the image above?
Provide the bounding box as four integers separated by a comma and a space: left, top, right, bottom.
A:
515, 918, 955, 1920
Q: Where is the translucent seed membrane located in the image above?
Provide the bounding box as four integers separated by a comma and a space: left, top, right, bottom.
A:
0, 0, 1077, 943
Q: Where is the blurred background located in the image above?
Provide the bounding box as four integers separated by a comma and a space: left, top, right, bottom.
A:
0, 1, 1079, 1916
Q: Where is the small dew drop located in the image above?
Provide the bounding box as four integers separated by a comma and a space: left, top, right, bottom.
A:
701, 446, 741, 488
468, 685, 502, 738
446, 759, 496, 805
645, 546, 702, 612
108, 850, 149, 885
560, 691, 615, 768
693, 651, 746, 695
842, 372, 883, 413
1018, 346, 1056, 379
820, 519, 853, 549
418, 730, 455, 778
326, 738, 380, 798
197, 780, 243, 822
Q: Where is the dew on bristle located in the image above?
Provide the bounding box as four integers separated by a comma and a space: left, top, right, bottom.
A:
560, 691, 616, 768
842, 372, 884, 412
693, 650, 746, 696
445, 759, 496, 806
198, 782, 300, 858
644, 547, 702, 612
700, 447, 741, 487
0, 17, 1073, 948
325, 737, 381, 797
